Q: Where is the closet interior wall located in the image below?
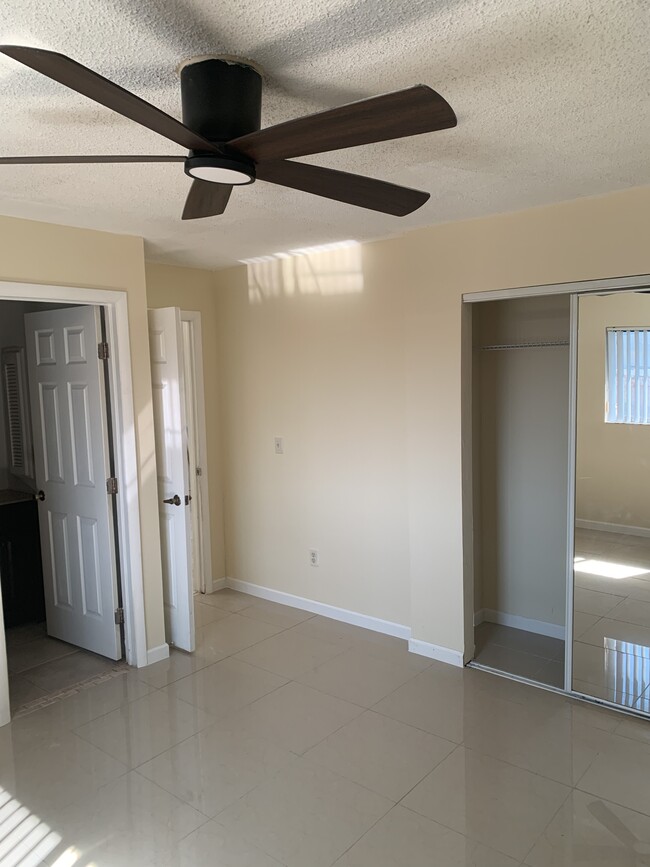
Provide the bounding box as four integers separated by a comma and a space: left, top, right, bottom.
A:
472, 294, 571, 683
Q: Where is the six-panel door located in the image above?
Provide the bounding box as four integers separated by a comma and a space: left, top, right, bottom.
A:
24, 305, 121, 660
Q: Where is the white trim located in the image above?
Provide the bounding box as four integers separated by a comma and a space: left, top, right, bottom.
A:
576, 518, 650, 539
463, 273, 650, 303
475, 608, 566, 640
146, 643, 170, 665
408, 639, 464, 667
105, 293, 148, 669
0, 281, 149, 727
460, 301, 476, 664
180, 310, 213, 596
226, 578, 411, 640
211, 577, 227, 592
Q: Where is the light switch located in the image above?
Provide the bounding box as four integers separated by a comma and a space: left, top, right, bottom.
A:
274, 437, 284, 454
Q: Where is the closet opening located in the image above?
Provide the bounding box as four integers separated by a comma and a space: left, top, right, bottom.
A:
467, 293, 572, 689
463, 274, 650, 717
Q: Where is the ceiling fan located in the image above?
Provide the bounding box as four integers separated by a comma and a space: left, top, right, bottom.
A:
0, 46, 457, 220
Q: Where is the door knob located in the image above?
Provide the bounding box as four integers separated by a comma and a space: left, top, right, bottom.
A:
163, 494, 182, 506
34, 490, 45, 501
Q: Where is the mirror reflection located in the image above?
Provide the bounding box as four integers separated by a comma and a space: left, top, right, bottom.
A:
573, 291, 650, 711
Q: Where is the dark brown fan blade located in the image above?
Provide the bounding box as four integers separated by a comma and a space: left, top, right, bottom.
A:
230, 85, 456, 162
0, 46, 218, 153
182, 180, 233, 220
0, 155, 184, 164
255, 160, 429, 216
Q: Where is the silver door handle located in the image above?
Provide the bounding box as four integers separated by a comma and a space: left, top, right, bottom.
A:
163, 494, 182, 506
35, 490, 45, 501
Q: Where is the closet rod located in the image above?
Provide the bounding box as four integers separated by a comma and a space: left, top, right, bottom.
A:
479, 340, 570, 351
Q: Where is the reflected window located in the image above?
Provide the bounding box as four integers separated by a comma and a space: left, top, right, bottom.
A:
606, 327, 650, 423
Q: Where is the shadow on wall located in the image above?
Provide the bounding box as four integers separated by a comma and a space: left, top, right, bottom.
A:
243, 240, 364, 303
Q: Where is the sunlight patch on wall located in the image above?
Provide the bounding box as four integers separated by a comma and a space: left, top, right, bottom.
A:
242, 240, 363, 303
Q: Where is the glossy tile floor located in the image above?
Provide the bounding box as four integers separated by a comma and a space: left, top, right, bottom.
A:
6, 622, 118, 714
573, 528, 650, 710
474, 622, 565, 688
2, 589, 650, 865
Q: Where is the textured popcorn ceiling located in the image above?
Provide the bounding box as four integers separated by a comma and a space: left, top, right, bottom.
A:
0, 0, 649, 269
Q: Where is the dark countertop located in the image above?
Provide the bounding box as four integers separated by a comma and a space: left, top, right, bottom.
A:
0, 489, 34, 507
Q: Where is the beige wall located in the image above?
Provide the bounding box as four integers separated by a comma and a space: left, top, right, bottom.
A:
576, 292, 650, 529
214, 245, 411, 626
145, 262, 226, 582
0, 215, 165, 651
212, 185, 650, 659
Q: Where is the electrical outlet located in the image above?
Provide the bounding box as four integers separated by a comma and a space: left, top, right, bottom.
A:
274, 437, 284, 454
309, 549, 319, 567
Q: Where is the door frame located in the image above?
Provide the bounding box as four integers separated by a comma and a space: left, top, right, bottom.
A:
0, 281, 147, 726
462, 272, 650, 713
180, 310, 212, 595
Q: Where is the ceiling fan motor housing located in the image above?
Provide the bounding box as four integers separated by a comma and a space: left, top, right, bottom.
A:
180, 57, 261, 183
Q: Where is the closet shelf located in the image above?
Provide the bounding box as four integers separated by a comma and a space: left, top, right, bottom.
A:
478, 340, 569, 351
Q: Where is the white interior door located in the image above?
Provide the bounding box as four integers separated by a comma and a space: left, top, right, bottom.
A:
148, 307, 195, 652
24, 305, 121, 659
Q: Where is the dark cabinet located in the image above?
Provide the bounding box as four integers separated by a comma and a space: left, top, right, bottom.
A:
0, 497, 45, 628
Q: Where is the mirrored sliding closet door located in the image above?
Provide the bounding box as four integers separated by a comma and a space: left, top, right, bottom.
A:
572, 291, 650, 711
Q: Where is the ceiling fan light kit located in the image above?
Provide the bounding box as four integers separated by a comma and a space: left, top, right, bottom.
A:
182, 58, 260, 186
0, 45, 457, 220
184, 153, 256, 185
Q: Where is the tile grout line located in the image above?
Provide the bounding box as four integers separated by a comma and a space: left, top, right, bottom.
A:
392, 748, 535, 865
518, 783, 573, 867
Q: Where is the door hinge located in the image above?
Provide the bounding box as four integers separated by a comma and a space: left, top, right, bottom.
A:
114, 607, 125, 625
106, 477, 118, 495
98, 341, 110, 360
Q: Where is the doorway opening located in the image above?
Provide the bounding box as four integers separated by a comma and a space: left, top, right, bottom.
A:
0, 280, 148, 728
0, 300, 126, 715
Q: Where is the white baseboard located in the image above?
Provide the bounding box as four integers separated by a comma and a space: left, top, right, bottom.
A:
408, 638, 464, 667
211, 577, 227, 592
576, 518, 650, 539
225, 578, 464, 667
226, 577, 410, 641
475, 608, 565, 640
145, 643, 169, 666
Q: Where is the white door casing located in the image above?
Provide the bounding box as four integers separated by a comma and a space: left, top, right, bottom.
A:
181, 318, 203, 593
24, 305, 121, 659
149, 307, 195, 652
